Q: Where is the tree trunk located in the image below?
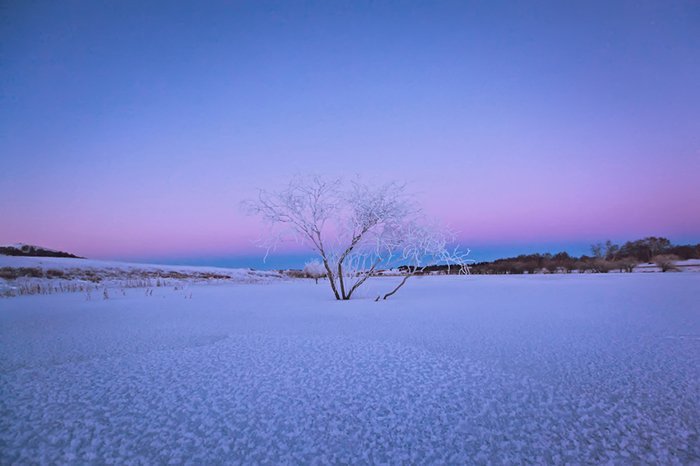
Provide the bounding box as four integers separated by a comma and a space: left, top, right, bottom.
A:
321, 258, 341, 300
338, 262, 348, 300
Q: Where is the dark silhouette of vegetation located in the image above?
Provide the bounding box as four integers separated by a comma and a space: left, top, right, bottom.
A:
421, 237, 699, 275
0, 244, 83, 258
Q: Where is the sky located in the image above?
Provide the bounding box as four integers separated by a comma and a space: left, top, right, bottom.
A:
1, 1, 699, 268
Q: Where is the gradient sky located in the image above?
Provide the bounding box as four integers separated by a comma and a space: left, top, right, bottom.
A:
1, 1, 699, 267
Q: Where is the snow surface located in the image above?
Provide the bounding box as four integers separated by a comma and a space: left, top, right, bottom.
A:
1, 274, 699, 463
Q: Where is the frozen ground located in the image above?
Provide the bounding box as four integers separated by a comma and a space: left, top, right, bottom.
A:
1, 274, 699, 464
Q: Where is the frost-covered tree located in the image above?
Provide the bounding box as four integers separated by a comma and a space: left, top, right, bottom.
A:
244, 175, 470, 300
303, 259, 326, 284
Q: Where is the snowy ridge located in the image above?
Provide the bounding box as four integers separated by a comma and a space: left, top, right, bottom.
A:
0, 256, 283, 297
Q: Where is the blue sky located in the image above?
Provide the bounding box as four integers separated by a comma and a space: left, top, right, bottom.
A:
1, 1, 699, 268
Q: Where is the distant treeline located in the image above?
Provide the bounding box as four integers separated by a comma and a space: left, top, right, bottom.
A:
419, 237, 700, 275
0, 245, 82, 259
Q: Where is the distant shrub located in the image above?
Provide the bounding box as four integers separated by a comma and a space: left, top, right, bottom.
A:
574, 260, 592, 273
194, 272, 231, 280
0, 267, 44, 279
0, 267, 19, 280
544, 262, 559, 274
46, 269, 66, 278
82, 271, 102, 283
592, 259, 615, 273
653, 254, 680, 272
615, 258, 638, 273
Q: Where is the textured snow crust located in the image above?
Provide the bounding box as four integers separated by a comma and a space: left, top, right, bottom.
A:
1, 274, 699, 463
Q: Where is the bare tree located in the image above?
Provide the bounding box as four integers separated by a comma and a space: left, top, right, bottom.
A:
244, 175, 470, 300
604, 240, 619, 261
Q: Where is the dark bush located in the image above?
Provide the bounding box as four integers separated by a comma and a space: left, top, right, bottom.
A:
46, 269, 66, 278
0, 267, 44, 279
0, 267, 20, 279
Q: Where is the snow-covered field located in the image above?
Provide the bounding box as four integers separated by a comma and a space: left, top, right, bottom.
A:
1, 274, 699, 463
0, 256, 283, 297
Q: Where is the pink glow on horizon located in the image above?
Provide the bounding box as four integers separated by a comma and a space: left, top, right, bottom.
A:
3, 171, 698, 260
2, 2, 699, 259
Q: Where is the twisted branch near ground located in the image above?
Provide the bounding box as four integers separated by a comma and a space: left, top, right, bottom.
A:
382, 274, 411, 300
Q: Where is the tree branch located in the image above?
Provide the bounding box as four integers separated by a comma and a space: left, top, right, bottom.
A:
382, 274, 411, 300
